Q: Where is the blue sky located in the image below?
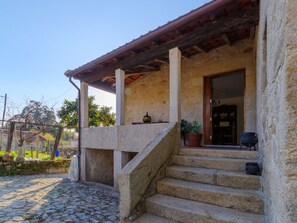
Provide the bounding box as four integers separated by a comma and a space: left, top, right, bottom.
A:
0, 0, 210, 118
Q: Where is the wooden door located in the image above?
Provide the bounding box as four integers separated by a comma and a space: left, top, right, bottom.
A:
203, 77, 212, 145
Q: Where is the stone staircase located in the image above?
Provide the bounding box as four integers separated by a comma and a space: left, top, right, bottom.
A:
134, 148, 264, 223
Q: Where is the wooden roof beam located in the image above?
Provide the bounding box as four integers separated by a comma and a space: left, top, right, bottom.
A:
136, 64, 159, 70
181, 54, 190, 59
79, 9, 259, 83
221, 34, 231, 45
192, 45, 207, 53
89, 81, 115, 94
153, 58, 168, 64
101, 76, 111, 82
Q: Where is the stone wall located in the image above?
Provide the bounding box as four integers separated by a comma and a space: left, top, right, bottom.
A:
257, 0, 297, 222
85, 148, 114, 186
124, 39, 256, 132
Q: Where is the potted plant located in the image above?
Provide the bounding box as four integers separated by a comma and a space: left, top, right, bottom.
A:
184, 120, 202, 147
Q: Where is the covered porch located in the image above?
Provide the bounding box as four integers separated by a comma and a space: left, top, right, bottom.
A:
65, 0, 259, 188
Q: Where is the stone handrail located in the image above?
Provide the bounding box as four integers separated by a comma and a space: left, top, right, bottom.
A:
119, 123, 178, 222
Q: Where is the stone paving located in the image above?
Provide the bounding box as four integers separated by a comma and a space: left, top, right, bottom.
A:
0, 174, 119, 223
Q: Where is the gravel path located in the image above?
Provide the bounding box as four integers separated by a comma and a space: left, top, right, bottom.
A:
0, 174, 119, 223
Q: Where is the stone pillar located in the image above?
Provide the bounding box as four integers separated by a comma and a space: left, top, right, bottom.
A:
80, 81, 88, 181
114, 69, 129, 189
80, 82, 89, 128
114, 150, 129, 188
169, 47, 181, 123
115, 69, 125, 125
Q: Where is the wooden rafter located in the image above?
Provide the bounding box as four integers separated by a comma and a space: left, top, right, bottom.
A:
101, 76, 110, 82
79, 9, 259, 83
192, 45, 207, 53
181, 54, 190, 59
89, 81, 115, 93
153, 58, 168, 64
221, 34, 231, 45
136, 64, 159, 70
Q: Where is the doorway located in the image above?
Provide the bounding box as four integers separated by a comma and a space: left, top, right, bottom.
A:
204, 70, 245, 146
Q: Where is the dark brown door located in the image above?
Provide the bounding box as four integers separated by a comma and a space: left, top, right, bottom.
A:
203, 77, 212, 145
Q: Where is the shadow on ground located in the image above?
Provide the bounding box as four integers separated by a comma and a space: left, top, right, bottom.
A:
0, 174, 120, 223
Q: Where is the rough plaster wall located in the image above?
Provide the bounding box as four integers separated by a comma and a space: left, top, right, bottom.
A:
85, 149, 114, 186
125, 39, 256, 132
125, 69, 169, 124
257, 0, 297, 222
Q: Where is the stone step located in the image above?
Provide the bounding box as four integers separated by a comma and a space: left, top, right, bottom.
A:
157, 178, 263, 214
133, 213, 178, 223
172, 155, 256, 172
166, 165, 261, 190
147, 194, 265, 223
179, 148, 258, 159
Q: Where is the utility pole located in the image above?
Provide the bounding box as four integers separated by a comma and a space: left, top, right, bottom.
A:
1, 93, 7, 128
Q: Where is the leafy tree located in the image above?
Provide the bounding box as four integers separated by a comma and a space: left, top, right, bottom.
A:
61, 129, 77, 141
57, 96, 115, 131
9, 101, 56, 128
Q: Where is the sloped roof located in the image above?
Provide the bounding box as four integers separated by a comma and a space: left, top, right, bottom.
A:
65, 0, 259, 93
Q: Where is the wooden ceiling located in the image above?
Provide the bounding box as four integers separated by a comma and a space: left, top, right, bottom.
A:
65, 0, 259, 93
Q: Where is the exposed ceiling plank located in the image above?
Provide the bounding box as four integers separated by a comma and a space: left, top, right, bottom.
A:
89, 81, 115, 94
79, 9, 258, 83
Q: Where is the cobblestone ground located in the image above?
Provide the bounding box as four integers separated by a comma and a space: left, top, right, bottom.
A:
0, 174, 119, 223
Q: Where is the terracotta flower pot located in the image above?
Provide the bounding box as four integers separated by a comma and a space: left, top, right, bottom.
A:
187, 133, 202, 147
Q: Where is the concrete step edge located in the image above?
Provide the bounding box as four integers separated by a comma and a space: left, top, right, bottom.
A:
147, 194, 265, 223
166, 165, 261, 189
157, 178, 263, 214
179, 148, 258, 159
173, 155, 257, 162
133, 213, 179, 223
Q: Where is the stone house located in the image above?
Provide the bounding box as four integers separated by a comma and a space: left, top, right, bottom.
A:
65, 0, 297, 222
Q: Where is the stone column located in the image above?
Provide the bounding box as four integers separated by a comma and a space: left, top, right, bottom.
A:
80, 81, 88, 181
80, 82, 89, 128
116, 69, 125, 125
114, 69, 129, 189
169, 47, 181, 123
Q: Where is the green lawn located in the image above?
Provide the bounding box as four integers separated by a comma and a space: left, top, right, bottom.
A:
0, 150, 62, 160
